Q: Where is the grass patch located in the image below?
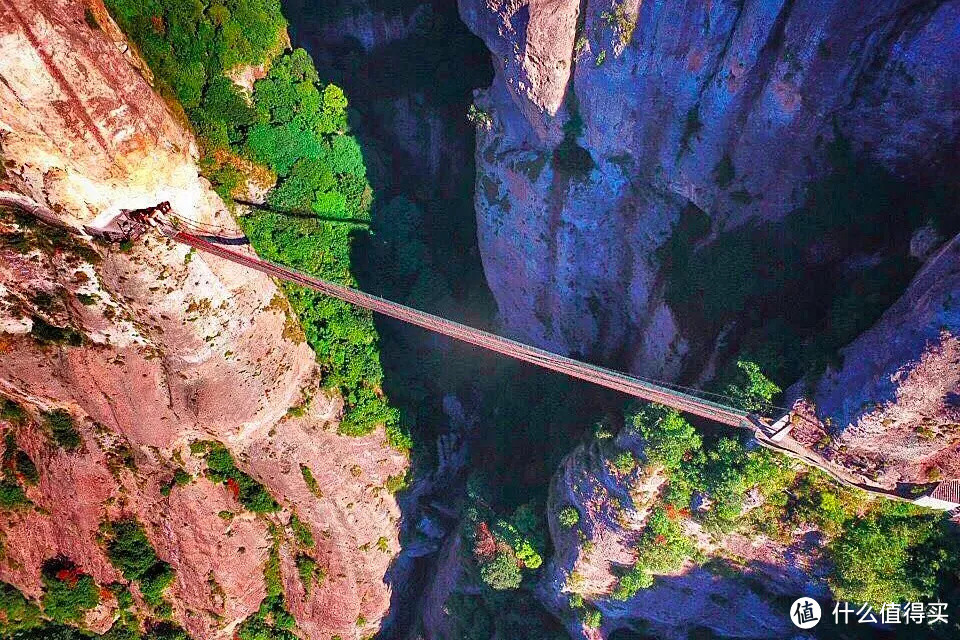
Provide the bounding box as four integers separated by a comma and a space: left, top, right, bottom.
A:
299, 464, 322, 498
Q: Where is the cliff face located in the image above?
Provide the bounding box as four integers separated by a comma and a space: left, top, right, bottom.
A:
0, 1, 406, 638
795, 234, 960, 486
459, 0, 959, 375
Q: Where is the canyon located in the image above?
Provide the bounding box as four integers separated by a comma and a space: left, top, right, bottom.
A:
459, 0, 960, 488
0, 0, 958, 639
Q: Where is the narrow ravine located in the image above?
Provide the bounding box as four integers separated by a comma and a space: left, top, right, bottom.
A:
281, 2, 604, 636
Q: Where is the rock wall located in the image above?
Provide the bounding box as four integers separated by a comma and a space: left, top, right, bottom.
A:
459, 0, 960, 376
0, 1, 407, 638
795, 233, 960, 486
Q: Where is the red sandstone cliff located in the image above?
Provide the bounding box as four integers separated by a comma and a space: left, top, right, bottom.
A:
0, 1, 407, 637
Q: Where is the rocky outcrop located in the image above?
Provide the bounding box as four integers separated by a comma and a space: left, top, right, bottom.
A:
795, 233, 960, 487
0, 1, 407, 638
459, 0, 960, 376
540, 428, 823, 639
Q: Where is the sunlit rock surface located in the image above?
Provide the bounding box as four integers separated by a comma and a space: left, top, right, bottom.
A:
0, 1, 407, 637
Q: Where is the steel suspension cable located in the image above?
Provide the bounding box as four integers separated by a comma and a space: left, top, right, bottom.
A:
165, 228, 756, 428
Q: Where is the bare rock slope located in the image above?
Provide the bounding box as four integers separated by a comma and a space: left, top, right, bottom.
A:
796, 234, 960, 486
0, 1, 406, 638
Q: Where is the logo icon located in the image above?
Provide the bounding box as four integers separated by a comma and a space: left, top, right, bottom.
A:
790, 597, 821, 629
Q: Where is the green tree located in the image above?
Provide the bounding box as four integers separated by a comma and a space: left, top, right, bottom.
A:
45, 410, 81, 451
613, 507, 693, 599
557, 506, 580, 528
480, 551, 522, 591
724, 360, 781, 413
829, 508, 955, 607
40, 558, 99, 624
104, 518, 175, 607
627, 403, 701, 470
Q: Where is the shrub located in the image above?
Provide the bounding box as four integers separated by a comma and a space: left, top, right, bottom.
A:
1, 398, 28, 425
144, 622, 191, 640
203, 443, 279, 513
41, 558, 99, 624
680, 106, 703, 153
299, 464, 321, 497
613, 507, 694, 600
712, 154, 735, 188
14, 450, 40, 485
492, 513, 543, 570
30, 317, 84, 347
105, 518, 175, 607
383, 471, 410, 495
138, 563, 175, 606
295, 554, 317, 593
611, 450, 636, 474
581, 607, 602, 628
172, 469, 191, 487
558, 506, 580, 529
552, 106, 594, 177
479, 550, 522, 591
45, 410, 81, 451
0, 479, 29, 509
290, 514, 314, 548
0, 581, 42, 633
466, 104, 493, 130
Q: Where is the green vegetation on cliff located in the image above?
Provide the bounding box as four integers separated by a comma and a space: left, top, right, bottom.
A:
104, 518, 175, 608
462, 479, 545, 593
40, 558, 100, 625
612, 402, 960, 610
104, 0, 286, 110
104, 0, 404, 445
193, 441, 280, 513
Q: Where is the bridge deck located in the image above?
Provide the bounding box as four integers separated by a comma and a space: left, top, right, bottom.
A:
166, 228, 753, 428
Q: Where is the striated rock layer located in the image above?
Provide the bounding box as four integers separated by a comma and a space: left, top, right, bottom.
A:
0, 1, 407, 638
795, 233, 960, 486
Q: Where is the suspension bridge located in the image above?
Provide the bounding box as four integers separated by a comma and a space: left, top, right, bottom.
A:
101, 201, 795, 431
7, 194, 953, 506
149, 211, 959, 508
